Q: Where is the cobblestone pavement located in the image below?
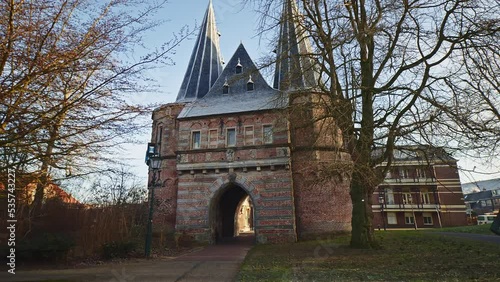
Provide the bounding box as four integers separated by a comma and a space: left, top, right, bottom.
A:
0, 236, 254, 282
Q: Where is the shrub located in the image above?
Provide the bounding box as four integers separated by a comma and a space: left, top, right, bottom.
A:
18, 232, 75, 261
101, 241, 136, 259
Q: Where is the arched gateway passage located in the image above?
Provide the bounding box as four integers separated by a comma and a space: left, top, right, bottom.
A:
210, 183, 255, 243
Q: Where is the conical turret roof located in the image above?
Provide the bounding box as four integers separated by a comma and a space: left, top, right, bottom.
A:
273, 0, 319, 91
176, 0, 223, 102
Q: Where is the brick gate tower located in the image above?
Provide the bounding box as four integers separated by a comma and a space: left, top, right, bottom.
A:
149, 0, 352, 245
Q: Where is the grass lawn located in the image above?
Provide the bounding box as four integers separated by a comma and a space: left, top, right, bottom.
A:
237, 231, 500, 281
432, 224, 494, 235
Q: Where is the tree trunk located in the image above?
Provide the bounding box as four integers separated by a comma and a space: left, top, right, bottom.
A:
32, 166, 49, 217
350, 167, 377, 248
32, 105, 67, 216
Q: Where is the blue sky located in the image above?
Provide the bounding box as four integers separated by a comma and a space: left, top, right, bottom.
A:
117, 0, 499, 196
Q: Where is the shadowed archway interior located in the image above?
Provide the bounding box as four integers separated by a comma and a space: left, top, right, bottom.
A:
211, 183, 255, 243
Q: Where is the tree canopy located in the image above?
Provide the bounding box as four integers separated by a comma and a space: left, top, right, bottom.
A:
249, 0, 499, 247
1, 0, 191, 213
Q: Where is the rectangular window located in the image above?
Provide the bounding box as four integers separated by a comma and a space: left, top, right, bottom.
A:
423, 213, 433, 225
226, 128, 236, 147
421, 190, 431, 204
208, 129, 218, 148
400, 168, 410, 179
416, 168, 427, 178
405, 213, 415, 225
263, 125, 273, 144
191, 131, 201, 149
387, 213, 397, 225
244, 126, 254, 145
402, 192, 413, 204
156, 125, 163, 154
385, 188, 394, 204
156, 126, 163, 144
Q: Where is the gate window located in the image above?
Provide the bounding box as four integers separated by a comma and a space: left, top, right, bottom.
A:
227, 128, 236, 147
191, 131, 201, 149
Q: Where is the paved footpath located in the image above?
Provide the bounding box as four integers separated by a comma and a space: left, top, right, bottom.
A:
0, 237, 253, 282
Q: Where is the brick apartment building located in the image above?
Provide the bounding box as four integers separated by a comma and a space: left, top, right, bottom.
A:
372, 147, 467, 229
148, 0, 351, 244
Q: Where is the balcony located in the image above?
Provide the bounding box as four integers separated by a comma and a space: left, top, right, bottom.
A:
373, 204, 440, 212
382, 177, 436, 185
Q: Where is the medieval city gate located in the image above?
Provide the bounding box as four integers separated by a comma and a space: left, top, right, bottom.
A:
209, 182, 255, 243
154, 0, 352, 245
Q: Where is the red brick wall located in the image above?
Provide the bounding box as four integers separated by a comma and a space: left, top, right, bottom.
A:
175, 169, 297, 244
440, 211, 468, 227
150, 104, 185, 233
289, 91, 352, 237
170, 110, 297, 244
434, 164, 460, 180
177, 112, 289, 152
152, 94, 354, 243
291, 153, 352, 237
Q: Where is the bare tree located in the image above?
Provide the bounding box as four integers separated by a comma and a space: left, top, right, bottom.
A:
87, 165, 146, 206
250, 0, 499, 248
0, 0, 192, 213
421, 22, 500, 157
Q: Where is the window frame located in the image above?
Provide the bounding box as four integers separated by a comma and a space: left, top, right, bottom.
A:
416, 167, 427, 178
387, 212, 397, 225
402, 192, 413, 204
385, 188, 395, 204
404, 212, 415, 225
262, 124, 273, 144
156, 125, 163, 155
191, 130, 201, 150
423, 213, 433, 225
421, 191, 431, 204
226, 127, 237, 147
400, 168, 410, 179
247, 81, 254, 91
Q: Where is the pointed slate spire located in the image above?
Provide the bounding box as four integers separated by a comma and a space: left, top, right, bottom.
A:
273, 0, 319, 91
176, 0, 223, 102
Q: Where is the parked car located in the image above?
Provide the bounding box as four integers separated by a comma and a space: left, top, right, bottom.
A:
477, 214, 497, 225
